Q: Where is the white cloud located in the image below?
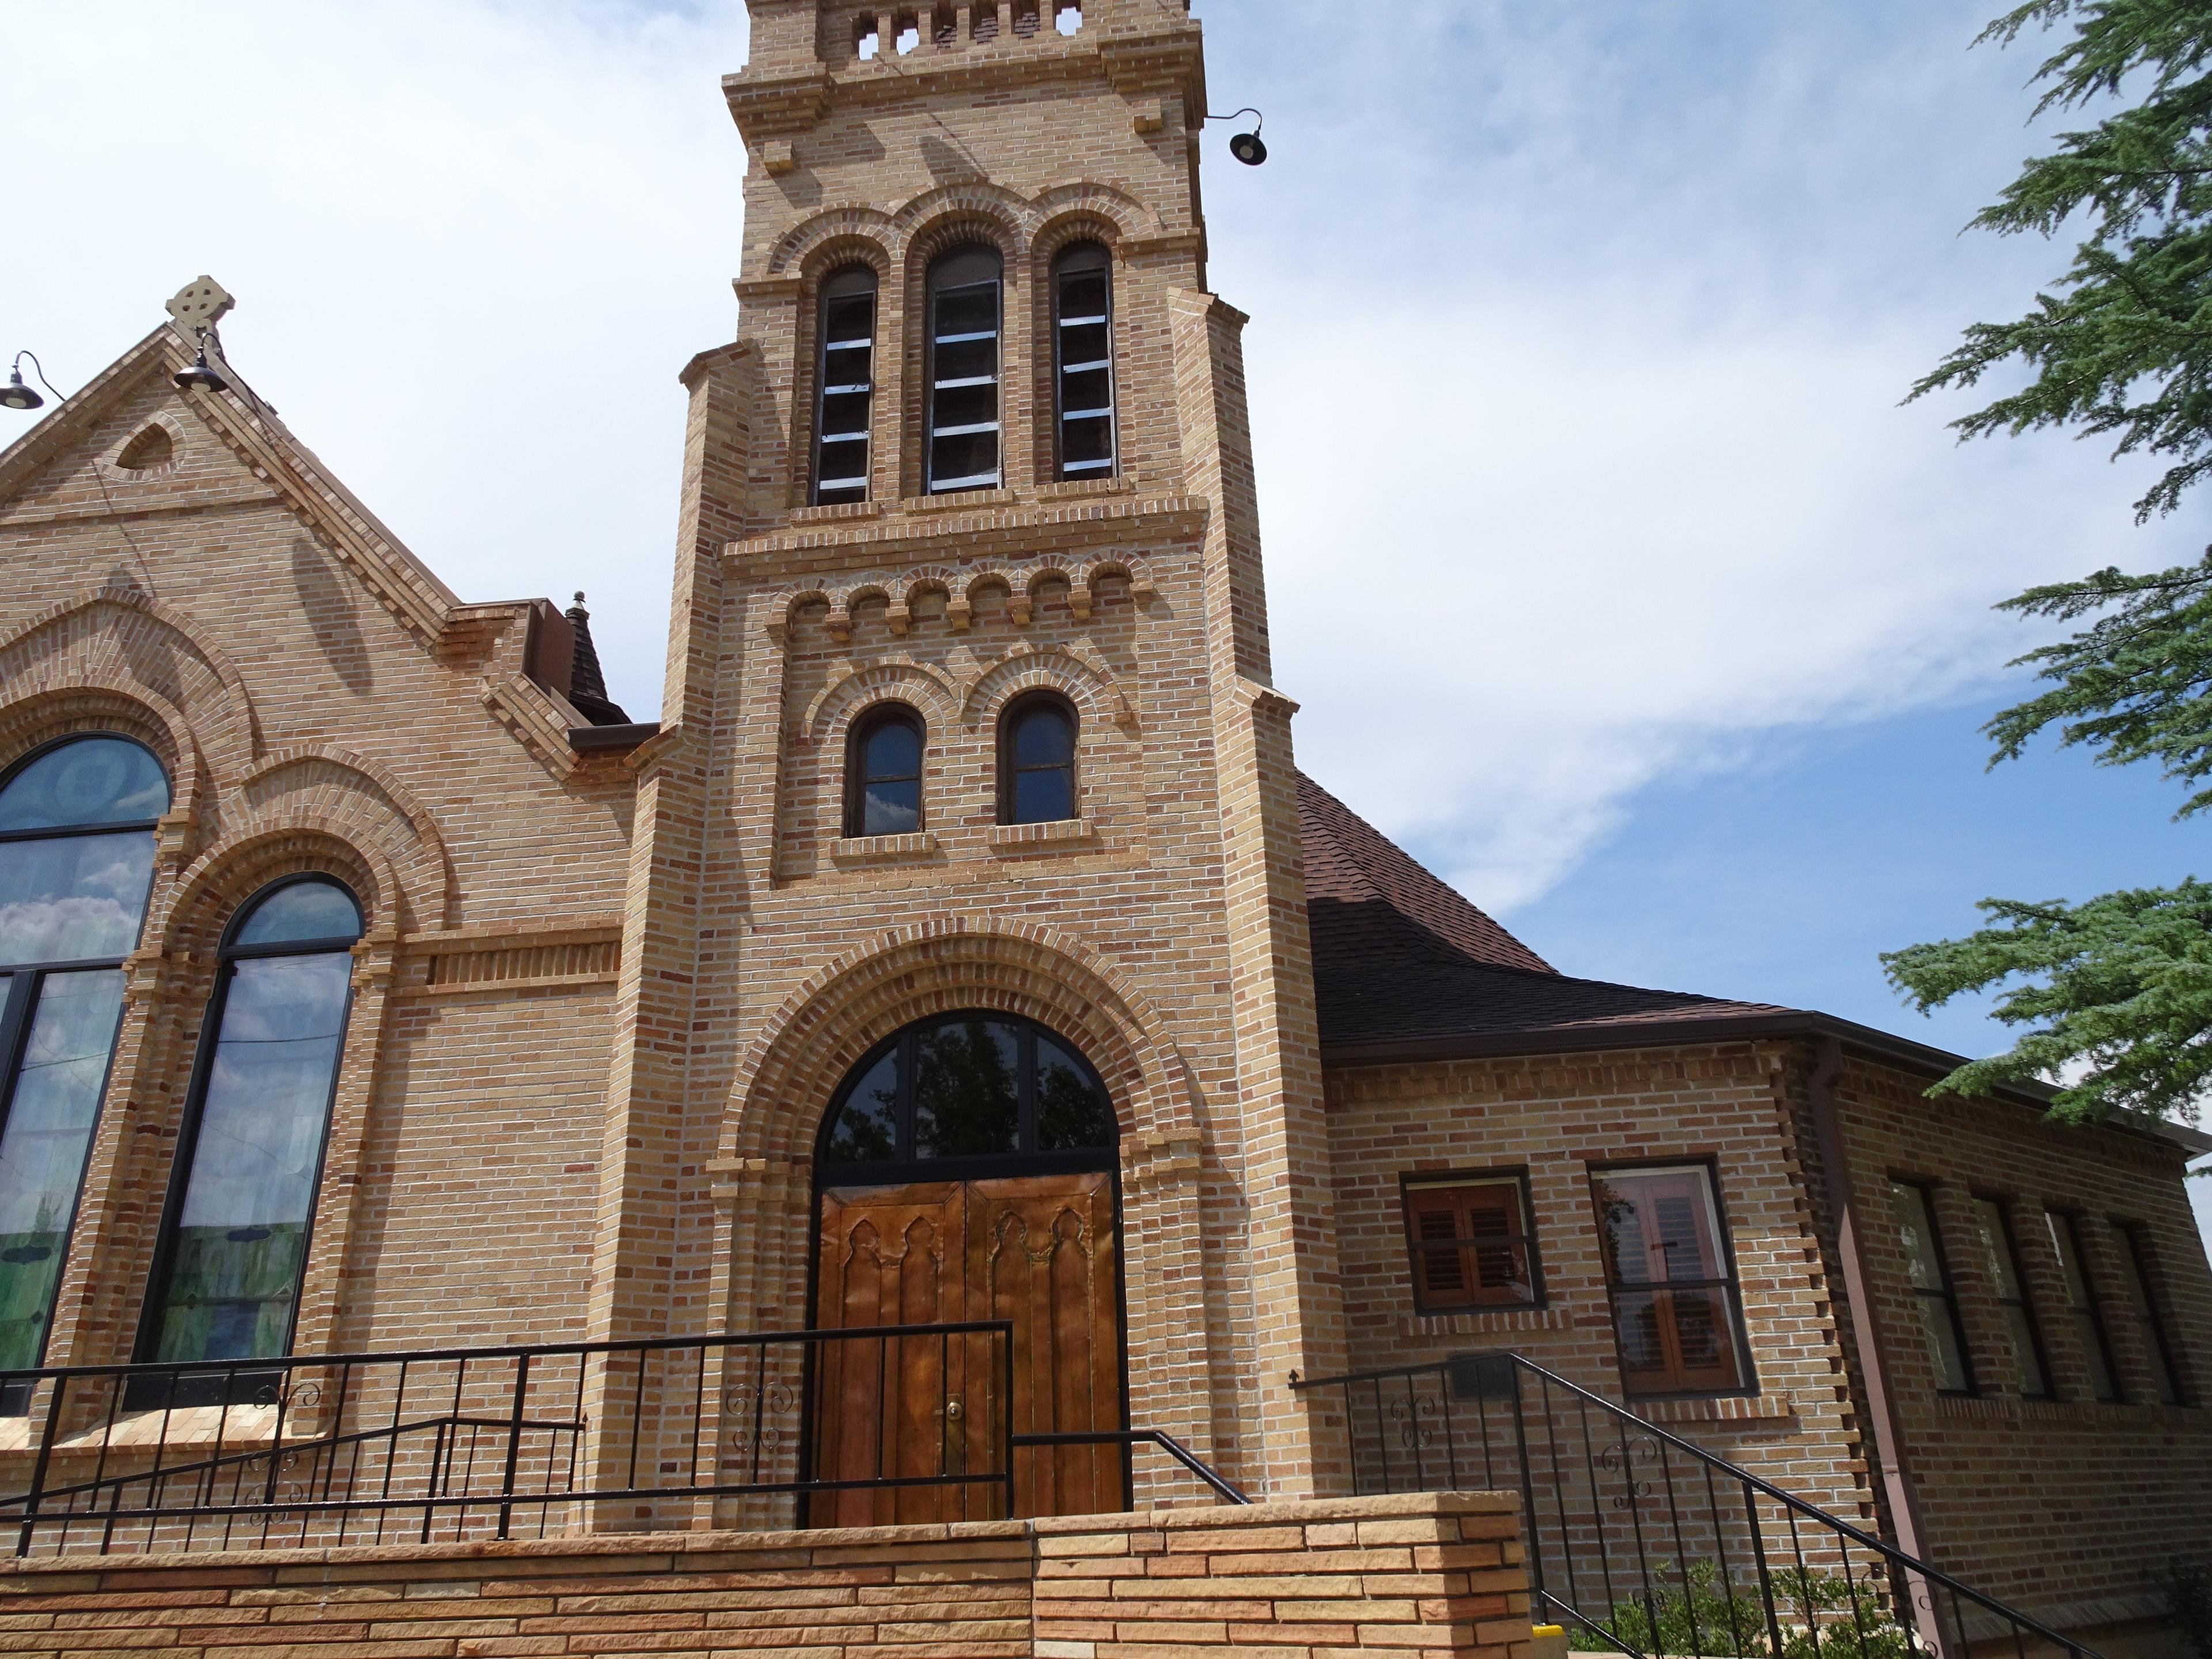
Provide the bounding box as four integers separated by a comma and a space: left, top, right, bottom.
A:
2, 0, 755, 721
5, 0, 2200, 924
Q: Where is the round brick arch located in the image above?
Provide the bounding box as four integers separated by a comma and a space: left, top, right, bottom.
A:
724, 916, 1203, 1165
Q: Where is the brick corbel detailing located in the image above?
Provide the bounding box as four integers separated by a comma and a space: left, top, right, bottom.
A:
0, 1492, 1533, 1659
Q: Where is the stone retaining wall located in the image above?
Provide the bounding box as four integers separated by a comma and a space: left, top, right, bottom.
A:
0, 1493, 1533, 1659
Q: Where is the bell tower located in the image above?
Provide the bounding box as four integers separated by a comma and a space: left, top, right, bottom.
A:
599, 0, 1349, 1502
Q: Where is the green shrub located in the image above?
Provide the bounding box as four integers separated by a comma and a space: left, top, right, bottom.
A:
1588, 1560, 1918, 1659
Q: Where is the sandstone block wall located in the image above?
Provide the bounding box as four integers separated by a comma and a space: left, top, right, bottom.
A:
0, 1493, 1533, 1659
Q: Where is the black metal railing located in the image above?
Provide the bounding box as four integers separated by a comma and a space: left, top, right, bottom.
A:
0, 1323, 1022, 1556
0, 1326, 1249, 1558
1292, 1354, 2097, 1659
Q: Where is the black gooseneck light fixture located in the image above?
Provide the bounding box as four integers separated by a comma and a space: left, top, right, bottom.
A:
173, 338, 230, 395
1207, 107, 1267, 166
2, 351, 49, 412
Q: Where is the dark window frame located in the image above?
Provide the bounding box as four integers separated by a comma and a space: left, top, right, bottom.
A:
130, 874, 364, 1402
996, 690, 1079, 827
1397, 1167, 1544, 1315
923, 243, 1005, 496
1888, 1177, 1978, 1397
2045, 1208, 2121, 1403
813, 1009, 1118, 1185
2111, 1218, 2188, 1406
810, 264, 880, 507
1050, 240, 1116, 482
0, 734, 168, 1402
1971, 1193, 2052, 1400
842, 702, 926, 839
1587, 1156, 1759, 1400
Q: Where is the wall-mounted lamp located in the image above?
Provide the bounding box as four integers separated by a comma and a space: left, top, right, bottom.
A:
173, 345, 229, 395
2, 353, 48, 412
1206, 107, 1268, 166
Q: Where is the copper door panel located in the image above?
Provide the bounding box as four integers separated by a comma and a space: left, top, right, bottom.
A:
971, 1172, 1124, 1518
812, 1181, 973, 1528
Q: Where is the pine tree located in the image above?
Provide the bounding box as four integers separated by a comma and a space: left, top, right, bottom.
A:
1882, 0, 2212, 1126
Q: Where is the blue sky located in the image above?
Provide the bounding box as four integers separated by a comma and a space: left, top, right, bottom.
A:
5, 0, 2207, 1243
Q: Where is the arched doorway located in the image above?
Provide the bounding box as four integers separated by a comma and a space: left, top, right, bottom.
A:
808, 1010, 1127, 1525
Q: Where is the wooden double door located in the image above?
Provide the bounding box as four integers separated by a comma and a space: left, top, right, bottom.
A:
810, 1170, 1124, 1525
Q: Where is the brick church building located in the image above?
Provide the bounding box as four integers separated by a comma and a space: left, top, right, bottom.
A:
0, 0, 2206, 1649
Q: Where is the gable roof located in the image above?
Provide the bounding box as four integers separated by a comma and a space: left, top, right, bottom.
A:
1297, 771, 1797, 1059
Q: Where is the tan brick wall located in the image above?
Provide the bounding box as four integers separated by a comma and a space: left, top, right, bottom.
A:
0, 1492, 1533, 1659
1826, 1055, 2212, 1628
1321, 1043, 1873, 1518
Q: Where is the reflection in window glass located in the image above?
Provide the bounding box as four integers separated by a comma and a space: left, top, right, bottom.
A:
150, 953, 351, 1364
850, 711, 923, 839
0, 971, 124, 1369
1890, 1181, 1974, 1393
1003, 699, 1076, 825
914, 1018, 1020, 1158
233, 882, 362, 949
2046, 1211, 2119, 1402
1035, 1033, 1113, 1151
1973, 1198, 2050, 1398
0, 738, 169, 834
1590, 1166, 1751, 1396
0, 832, 157, 967
816, 1013, 1116, 1168
825, 1052, 898, 1163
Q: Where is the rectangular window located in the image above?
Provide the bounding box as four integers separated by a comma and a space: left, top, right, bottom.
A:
1590, 1165, 1753, 1397
1972, 1197, 2050, 1399
926, 258, 1003, 494
2112, 1222, 2184, 1406
1889, 1181, 1975, 1394
1400, 1174, 1539, 1313
2046, 1211, 2119, 1402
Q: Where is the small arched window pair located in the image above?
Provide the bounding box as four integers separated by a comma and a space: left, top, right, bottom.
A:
807, 241, 1118, 505
840, 692, 1080, 838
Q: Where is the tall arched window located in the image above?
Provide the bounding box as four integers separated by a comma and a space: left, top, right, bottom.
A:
998, 692, 1077, 825
137, 876, 362, 1381
1051, 243, 1115, 480
813, 266, 878, 506
844, 703, 925, 838
0, 736, 167, 1392
925, 245, 1003, 495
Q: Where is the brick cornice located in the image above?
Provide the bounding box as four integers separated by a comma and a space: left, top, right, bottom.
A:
726, 490, 1206, 570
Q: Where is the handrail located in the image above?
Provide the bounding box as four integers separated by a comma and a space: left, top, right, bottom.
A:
1014, 1429, 1249, 1505
1292, 1352, 2101, 1659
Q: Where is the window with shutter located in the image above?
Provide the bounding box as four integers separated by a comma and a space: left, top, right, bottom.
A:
1399, 1176, 1539, 1313
1589, 1165, 1753, 1397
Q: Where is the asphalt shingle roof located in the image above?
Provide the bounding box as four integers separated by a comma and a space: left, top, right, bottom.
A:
1297, 772, 1794, 1056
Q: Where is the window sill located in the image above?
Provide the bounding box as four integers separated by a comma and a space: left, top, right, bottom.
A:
832, 832, 939, 864
990, 819, 1094, 850
1402, 1305, 1567, 1338
790, 499, 883, 525
1633, 1392, 1794, 1427
908, 487, 1015, 516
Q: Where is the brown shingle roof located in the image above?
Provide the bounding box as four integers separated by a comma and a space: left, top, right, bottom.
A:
1297, 771, 1795, 1058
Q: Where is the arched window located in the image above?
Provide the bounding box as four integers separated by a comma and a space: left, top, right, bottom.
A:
813, 265, 878, 506
925, 245, 1003, 495
998, 692, 1077, 825
1051, 243, 1115, 480
844, 703, 925, 838
817, 1010, 1115, 1177
137, 876, 362, 1383
0, 736, 168, 1393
